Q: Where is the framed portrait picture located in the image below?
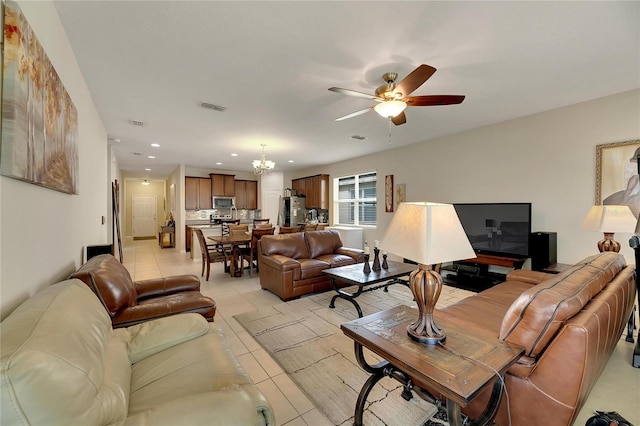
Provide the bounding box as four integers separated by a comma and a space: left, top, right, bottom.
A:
596, 139, 640, 217
385, 175, 394, 212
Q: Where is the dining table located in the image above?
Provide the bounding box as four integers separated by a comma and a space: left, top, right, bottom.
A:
208, 233, 252, 277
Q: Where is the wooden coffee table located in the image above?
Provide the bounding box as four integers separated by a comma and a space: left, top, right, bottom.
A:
322, 261, 416, 317
341, 305, 524, 426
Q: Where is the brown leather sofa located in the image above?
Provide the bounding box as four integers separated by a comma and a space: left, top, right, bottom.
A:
70, 254, 216, 327
257, 229, 364, 300
434, 252, 635, 426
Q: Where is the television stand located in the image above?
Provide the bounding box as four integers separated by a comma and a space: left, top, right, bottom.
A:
442, 253, 527, 292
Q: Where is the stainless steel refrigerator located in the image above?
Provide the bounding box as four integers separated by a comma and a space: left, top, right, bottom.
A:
279, 196, 306, 226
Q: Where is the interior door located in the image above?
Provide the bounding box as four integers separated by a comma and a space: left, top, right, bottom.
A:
133, 195, 157, 238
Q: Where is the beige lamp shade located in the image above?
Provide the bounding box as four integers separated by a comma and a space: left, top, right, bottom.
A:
581, 205, 636, 233
380, 202, 475, 265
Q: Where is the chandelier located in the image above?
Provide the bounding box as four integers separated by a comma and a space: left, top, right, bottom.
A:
252, 144, 275, 175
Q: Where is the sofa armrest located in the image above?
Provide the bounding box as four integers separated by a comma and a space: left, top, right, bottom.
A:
335, 247, 365, 263
259, 253, 301, 273
506, 269, 550, 285
134, 274, 201, 299
122, 387, 275, 426
115, 313, 209, 363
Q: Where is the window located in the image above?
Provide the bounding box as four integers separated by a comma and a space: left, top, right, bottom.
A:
335, 172, 377, 226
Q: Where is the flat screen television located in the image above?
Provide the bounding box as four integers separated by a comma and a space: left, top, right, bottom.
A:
453, 202, 532, 258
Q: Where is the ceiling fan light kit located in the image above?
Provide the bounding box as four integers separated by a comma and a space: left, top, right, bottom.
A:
253, 144, 275, 175
373, 100, 407, 118
329, 64, 465, 126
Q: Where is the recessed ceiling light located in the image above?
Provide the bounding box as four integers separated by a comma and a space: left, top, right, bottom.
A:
288, 160, 294, 163
147, 155, 155, 159
150, 143, 160, 147
216, 162, 222, 165
231, 153, 238, 157
145, 168, 151, 171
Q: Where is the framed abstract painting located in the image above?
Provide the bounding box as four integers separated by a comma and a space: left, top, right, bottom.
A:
1, 0, 79, 194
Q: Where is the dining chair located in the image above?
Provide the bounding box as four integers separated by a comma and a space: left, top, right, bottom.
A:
253, 218, 270, 227
194, 228, 229, 281
241, 226, 275, 276
278, 226, 301, 234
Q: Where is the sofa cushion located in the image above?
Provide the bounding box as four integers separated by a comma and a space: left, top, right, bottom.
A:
261, 233, 310, 259
306, 230, 343, 258
0, 279, 130, 425
316, 253, 357, 268
114, 313, 210, 363
71, 254, 137, 316
499, 252, 626, 357
299, 258, 331, 280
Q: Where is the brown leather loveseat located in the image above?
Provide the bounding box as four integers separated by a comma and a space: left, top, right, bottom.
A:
434, 252, 635, 426
257, 229, 364, 300
70, 254, 216, 327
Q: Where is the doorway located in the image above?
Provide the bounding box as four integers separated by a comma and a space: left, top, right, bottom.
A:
132, 195, 157, 238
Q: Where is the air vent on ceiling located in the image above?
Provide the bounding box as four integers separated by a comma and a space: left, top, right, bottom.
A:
133, 152, 142, 156
200, 102, 226, 112
350, 135, 367, 141
129, 120, 144, 126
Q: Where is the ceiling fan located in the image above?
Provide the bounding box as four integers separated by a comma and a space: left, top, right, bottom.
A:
329, 64, 465, 126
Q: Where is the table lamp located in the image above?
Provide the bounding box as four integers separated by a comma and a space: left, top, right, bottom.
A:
580, 205, 637, 252
380, 202, 475, 344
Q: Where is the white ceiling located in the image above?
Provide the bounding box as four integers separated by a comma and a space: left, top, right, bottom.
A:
52, 1, 640, 179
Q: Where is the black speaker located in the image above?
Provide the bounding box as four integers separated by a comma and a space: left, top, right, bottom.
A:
85, 244, 114, 262
529, 232, 557, 271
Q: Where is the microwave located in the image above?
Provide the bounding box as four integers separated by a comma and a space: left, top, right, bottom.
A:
213, 196, 235, 209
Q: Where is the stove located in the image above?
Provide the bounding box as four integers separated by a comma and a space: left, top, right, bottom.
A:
210, 214, 233, 224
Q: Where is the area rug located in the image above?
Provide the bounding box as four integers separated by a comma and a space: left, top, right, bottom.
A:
234, 284, 467, 426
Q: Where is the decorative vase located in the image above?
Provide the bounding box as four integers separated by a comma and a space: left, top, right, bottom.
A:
382, 254, 388, 269
363, 255, 371, 273
372, 248, 381, 271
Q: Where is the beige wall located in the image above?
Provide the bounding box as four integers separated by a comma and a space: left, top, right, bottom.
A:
288, 89, 640, 265
0, 1, 109, 319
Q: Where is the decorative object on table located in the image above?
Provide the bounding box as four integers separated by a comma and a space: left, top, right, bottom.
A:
595, 139, 640, 218
382, 252, 388, 269
362, 254, 371, 274
1, 1, 79, 194
380, 202, 474, 344
581, 205, 636, 252
372, 248, 381, 271
385, 175, 394, 212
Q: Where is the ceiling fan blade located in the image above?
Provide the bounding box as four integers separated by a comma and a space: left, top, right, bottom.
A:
335, 106, 373, 121
391, 111, 406, 126
394, 64, 437, 97
329, 87, 380, 101
404, 95, 465, 106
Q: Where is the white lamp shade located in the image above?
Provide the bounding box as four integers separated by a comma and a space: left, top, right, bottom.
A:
581, 205, 637, 233
373, 100, 407, 118
380, 202, 476, 265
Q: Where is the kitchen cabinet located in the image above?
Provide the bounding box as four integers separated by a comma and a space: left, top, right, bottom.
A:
292, 174, 329, 209
235, 179, 258, 210
210, 173, 235, 196
185, 177, 212, 210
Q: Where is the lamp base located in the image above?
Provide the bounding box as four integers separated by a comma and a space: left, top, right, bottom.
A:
598, 232, 621, 252
407, 264, 446, 345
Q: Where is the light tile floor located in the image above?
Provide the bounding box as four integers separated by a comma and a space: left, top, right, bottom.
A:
123, 239, 639, 426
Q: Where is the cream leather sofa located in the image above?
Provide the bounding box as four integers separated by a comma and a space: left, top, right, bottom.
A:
1, 279, 274, 425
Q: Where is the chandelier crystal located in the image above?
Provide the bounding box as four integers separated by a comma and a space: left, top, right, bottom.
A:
253, 144, 275, 175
